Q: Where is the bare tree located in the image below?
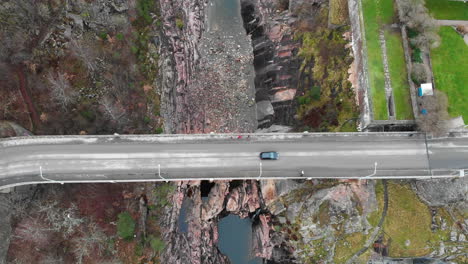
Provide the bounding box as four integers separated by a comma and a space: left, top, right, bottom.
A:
411, 63, 427, 84
417, 90, 449, 136
100, 96, 128, 125
69, 39, 96, 72
47, 71, 78, 110
71, 223, 107, 264
14, 216, 53, 245
397, 0, 440, 48
411, 30, 440, 49
39, 255, 63, 264
0, 89, 18, 119
37, 201, 84, 237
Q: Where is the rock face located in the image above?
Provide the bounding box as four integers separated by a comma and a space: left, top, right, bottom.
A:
159, 0, 207, 133
413, 177, 468, 206
226, 180, 261, 218
161, 181, 230, 264
159, 0, 257, 134
240, 0, 301, 128
161, 180, 268, 264
201, 181, 229, 221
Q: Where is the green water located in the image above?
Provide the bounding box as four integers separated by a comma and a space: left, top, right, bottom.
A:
218, 214, 263, 264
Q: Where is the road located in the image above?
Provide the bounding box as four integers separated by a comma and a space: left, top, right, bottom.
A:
0, 132, 467, 189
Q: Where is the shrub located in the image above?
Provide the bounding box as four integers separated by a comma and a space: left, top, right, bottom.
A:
117, 212, 135, 240
149, 235, 165, 253
99, 32, 108, 40
411, 47, 422, 63
136, 0, 155, 26
155, 127, 163, 134
80, 110, 95, 122
116, 33, 124, 41
411, 63, 426, 84
407, 27, 419, 39
176, 18, 184, 30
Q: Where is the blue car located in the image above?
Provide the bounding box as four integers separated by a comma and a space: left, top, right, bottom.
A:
259, 151, 279, 160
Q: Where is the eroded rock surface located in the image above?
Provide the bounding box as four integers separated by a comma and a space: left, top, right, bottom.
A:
413, 177, 468, 206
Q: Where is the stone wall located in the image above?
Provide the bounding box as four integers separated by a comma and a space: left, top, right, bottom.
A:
348, 0, 372, 129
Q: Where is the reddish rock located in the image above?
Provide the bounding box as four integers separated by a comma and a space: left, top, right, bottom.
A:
271, 89, 296, 102
226, 180, 261, 218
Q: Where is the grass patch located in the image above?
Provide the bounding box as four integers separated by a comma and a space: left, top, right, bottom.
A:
117, 211, 136, 240
334, 232, 367, 263
314, 200, 330, 227
329, 0, 349, 25
384, 31, 413, 120
149, 235, 165, 253
367, 180, 384, 227
383, 182, 432, 257
425, 0, 468, 20
361, 0, 396, 120
431, 27, 468, 120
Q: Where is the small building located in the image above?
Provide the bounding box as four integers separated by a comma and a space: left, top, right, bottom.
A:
418, 83, 433, 96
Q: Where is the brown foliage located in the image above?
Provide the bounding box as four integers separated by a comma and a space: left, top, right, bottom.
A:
416, 90, 449, 136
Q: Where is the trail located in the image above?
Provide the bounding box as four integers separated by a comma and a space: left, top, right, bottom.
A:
15, 67, 40, 130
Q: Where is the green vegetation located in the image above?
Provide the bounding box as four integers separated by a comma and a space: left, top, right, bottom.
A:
383, 182, 432, 257
334, 232, 367, 263
314, 200, 330, 227
155, 127, 163, 134
425, 0, 468, 20
117, 211, 136, 240
136, 0, 156, 26
431, 27, 468, 120
116, 33, 125, 41
99, 32, 108, 40
329, 0, 349, 25
411, 46, 422, 63
361, 0, 395, 120
297, 86, 320, 105
176, 18, 184, 30
295, 8, 358, 132
80, 110, 96, 122
367, 180, 384, 227
152, 183, 176, 209
149, 235, 165, 253
385, 31, 413, 120
132, 0, 160, 81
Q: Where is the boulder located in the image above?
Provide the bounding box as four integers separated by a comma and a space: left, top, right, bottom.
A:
256, 100, 274, 120
270, 89, 296, 103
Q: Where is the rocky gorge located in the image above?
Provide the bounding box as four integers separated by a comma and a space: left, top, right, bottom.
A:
1, 0, 467, 263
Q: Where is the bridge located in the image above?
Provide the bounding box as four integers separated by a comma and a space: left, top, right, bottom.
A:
0, 132, 467, 190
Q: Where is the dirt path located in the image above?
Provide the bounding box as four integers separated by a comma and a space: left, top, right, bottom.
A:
436, 20, 468, 27
15, 67, 40, 130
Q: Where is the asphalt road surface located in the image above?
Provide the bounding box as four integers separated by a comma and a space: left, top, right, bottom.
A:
0, 133, 467, 189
